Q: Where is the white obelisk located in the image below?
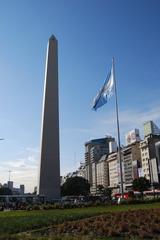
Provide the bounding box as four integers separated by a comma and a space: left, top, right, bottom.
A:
38, 35, 60, 201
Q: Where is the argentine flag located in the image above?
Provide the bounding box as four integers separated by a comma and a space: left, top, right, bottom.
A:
92, 64, 114, 111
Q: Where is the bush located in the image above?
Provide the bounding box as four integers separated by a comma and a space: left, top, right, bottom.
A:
32, 205, 41, 210
42, 204, 55, 210
26, 205, 33, 211
53, 203, 61, 209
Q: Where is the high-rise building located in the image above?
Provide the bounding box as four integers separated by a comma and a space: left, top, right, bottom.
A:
107, 142, 141, 192
144, 121, 160, 137
122, 142, 141, 190
85, 137, 114, 181
38, 35, 60, 201
107, 152, 119, 192
85, 136, 114, 193
96, 154, 109, 188
140, 134, 160, 183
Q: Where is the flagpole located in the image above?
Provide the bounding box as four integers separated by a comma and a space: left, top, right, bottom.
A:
112, 57, 124, 196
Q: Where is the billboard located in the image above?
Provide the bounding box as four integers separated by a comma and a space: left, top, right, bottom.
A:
125, 129, 141, 145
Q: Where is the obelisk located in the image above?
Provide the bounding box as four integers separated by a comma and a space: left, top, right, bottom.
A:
38, 35, 60, 201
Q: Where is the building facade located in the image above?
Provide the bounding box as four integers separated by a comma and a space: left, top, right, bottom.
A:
123, 142, 141, 190
78, 121, 160, 195
140, 134, 160, 183
107, 141, 141, 192
144, 121, 160, 137
155, 142, 160, 175
96, 155, 109, 188
107, 152, 119, 191
85, 136, 115, 193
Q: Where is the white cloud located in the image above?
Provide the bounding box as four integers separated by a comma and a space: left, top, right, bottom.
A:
61, 103, 160, 141
100, 103, 160, 141
0, 147, 39, 193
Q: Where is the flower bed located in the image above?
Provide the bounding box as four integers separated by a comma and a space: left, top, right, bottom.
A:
49, 208, 160, 239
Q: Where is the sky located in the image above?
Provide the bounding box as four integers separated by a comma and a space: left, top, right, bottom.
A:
0, 0, 160, 192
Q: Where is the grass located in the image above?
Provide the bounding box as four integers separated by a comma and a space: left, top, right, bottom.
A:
0, 202, 160, 235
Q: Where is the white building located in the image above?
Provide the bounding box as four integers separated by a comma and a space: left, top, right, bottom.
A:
85, 136, 115, 190
107, 152, 119, 190
107, 142, 141, 192
140, 134, 160, 183
96, 155, 109, 187
140, 139, 150, 180
90, 154, 109, 194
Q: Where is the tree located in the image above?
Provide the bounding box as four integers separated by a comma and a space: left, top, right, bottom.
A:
97, 185, 104, 195
0, 187, 12, 195
103, 187, 112, 201
97, 185, 112, 201
132, 177, 150, 199
61, 176, 90, 196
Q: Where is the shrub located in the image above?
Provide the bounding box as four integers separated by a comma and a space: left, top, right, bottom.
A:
26, 205, 33, 211
42, 204, 55, 210
32, 205, 41, 210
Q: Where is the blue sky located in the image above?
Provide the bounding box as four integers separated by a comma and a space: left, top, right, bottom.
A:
0, 0, 160, 192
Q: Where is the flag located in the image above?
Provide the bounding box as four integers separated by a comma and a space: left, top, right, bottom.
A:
92, 64, 114, 111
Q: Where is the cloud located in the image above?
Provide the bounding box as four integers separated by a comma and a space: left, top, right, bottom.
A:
0, 147, 39, 193
100, 103, 160, 140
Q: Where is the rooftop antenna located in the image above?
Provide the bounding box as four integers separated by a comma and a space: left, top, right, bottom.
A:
8, 170, 12, 181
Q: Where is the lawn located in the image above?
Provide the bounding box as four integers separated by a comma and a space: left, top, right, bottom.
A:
0, 203, 160, 239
